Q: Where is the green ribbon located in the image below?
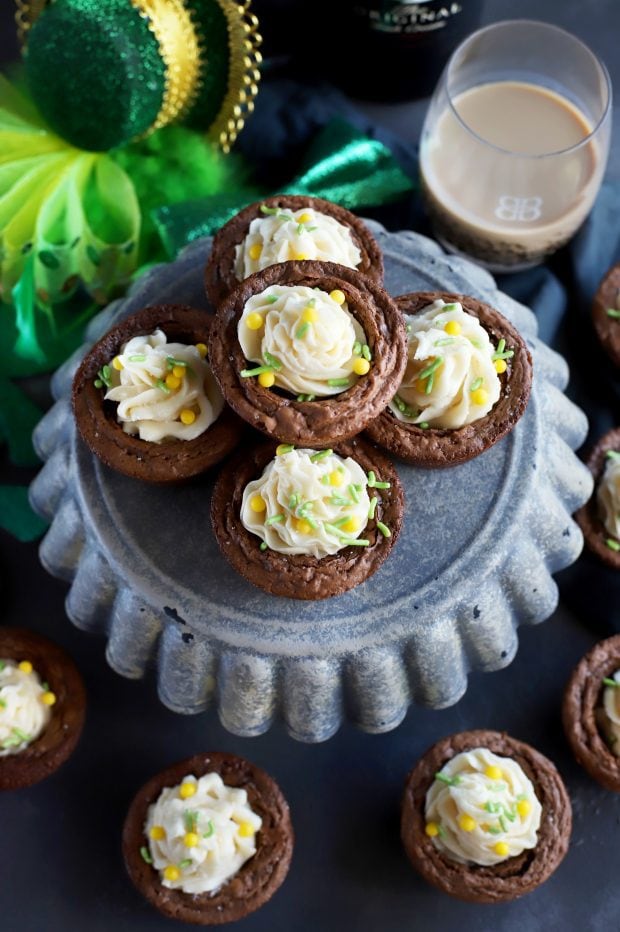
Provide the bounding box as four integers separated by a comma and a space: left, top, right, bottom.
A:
153, 119, 414, 257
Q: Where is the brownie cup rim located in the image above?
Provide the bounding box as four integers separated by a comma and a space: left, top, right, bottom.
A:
401, 728, 572, 904
122, 751, 294, 925
0, 627, 86, 791
592, 262, 620, 368
574, 427, 620, 570
365, 291, 533, 469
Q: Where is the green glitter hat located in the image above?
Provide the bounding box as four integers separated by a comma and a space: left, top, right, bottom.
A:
20, 0, 262, 152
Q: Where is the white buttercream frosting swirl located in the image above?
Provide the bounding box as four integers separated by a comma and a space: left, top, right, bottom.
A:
238, 285, 368, 397
597, 452, 620, 541
598, 668, 620, 757
425, 747, 542, 866
0, 660, 51, 756
234, 205, 362, 280
241, 448, 373, 558
388, 299, 502, 428
103, 330, 223, 443
145, 772, 262, 895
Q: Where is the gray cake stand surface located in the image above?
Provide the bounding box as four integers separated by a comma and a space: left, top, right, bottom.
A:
29, 222, 593, 743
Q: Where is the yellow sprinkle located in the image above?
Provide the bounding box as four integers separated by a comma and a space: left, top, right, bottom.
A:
302, 306, 318, 323
329, 289, 345, 305
494, 358, 507, 374
180, 409, 196, 426
179, 781, 196, 800
195, 343, 207, 358
149, 826, 166, 841
164, 865, 180, 882
458, 814, 476, 832
41, 691, 56, 706
18, 661, 32, 674
112, 356, 123, 371
276, 444, 291, 456
172, 365, 186, 379
298, 212, 312, 223
484, 765, 503, 780
328, 470, 344, 486
258, 371, 275, 388
341, 517, 359, 534
245, 311, 264, 330
295, 518, 312, 535
237, 822, 255, 837
517, 800, 531, 818
494, 841, 510, 857
165, 374, 181, 390
293, 252, 309, 261
472, 388, 489, 406
249, 243, 262, 261
444, 319, 461, 335
183, 832, 199, 848
352, 357, 370, 376
250, 494, 266, 513
425, 822, 439, 838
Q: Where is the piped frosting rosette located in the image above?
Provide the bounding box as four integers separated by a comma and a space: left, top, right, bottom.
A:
0, 659, 54, 757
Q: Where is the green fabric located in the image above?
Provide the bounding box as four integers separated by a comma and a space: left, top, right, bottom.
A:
0, 485, 48, 542
0, 375, 42, 468
153, 119, 414, 255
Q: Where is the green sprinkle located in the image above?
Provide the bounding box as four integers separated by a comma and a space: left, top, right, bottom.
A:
606, 308, 620, 319
128, 354, 147, 362
434, 772, 461, 786
419, 356, 444, 380
324, 523, 368, 544
94, 379, 103, 389
240, 365, 274, 377
297, 222, 305, 235
260, 205, 293, 221
362, 344, 372, 361
406, 323, 412, 333
373, 481, 391, 490
259, 542, 268, 551
496, 339, 506, 355
499, 815, 508, 833
470, 378, 484, 392
368, 496, 378, 519
434, 337, 457, 346
263, 351, 282, 370
303, 515, 319, 530
183, 810, 199, 832
265, 514, 284, 525
288, 493, 300, 510
442, 303, 459, 311
96, 366, 113, 389
516, 793, 527, 802
179, 859, 193, 869
332, 516, 353, 528
342, 538, 370, 547
296, 394, 307, 402
376, 521, 391, 538
348, 483, 360, 503
297, 501, 314, 518
392, 394, 418, 418
352, 341, 362, 356
265, 294, 279, 304
1, 737, 21, 749
0, 661, 5, 672
12, 727, 30, 742
310, 449, 333, 462
484, 802, 500, 814
306, 226, 318, 232
328, 495, 351, 506
276, 444, 295, 454
492, 348, 515, 361
606, 450, 620, 460
320, 475, 331, 485
606, 538, 620, 552
296, 323, 310, 339
40, 682, 49, 691
140, 846, 153, 865
166, 356, 187, 367
155, 379, 170, 393
327, 378, 350, 387
503, 805, 517, 822
0, 699, 6, 709
367, 471, 376, 487
437, 824, 447, 839
603, 677, 620, 688
487, 825, 501, 835
469, 338, 482, 349
419, 421, 430, 429
203, 820, 215, 838
425, 372, 435, 394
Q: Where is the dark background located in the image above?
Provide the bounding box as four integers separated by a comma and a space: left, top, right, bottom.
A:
1, 2, 620, 931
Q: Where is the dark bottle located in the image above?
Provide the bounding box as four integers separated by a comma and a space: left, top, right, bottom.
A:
323, 1, 483, 101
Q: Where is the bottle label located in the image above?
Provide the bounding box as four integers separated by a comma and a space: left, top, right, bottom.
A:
356, 1, 464, 34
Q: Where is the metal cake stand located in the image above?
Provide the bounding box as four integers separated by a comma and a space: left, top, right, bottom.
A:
29, 223, 593, 742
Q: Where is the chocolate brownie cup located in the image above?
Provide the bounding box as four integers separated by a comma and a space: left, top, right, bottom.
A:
0, 628, 86, 791
401, 729, 572, 904
123, 752, 293, 925
366, 292, 533, 468
563, 636, 620, 792
592, 263, 620, 368
208, 261, 407, 448
73, 305, 244, 484
211, 437, 403, 600
575, 427, 620, 570
204, 194, 383, 307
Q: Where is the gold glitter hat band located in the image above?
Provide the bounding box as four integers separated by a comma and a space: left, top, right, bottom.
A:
207, 0, 262, 154
129, 0, 203, 133
14, 0, 50, 44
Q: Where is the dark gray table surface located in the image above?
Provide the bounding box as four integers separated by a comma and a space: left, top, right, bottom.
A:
1, 2, 619, 931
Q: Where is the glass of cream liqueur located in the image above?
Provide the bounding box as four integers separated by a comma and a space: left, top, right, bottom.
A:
420, 20, 612, 271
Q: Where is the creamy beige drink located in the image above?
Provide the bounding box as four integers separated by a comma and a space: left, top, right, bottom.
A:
420, 80, 605, 269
